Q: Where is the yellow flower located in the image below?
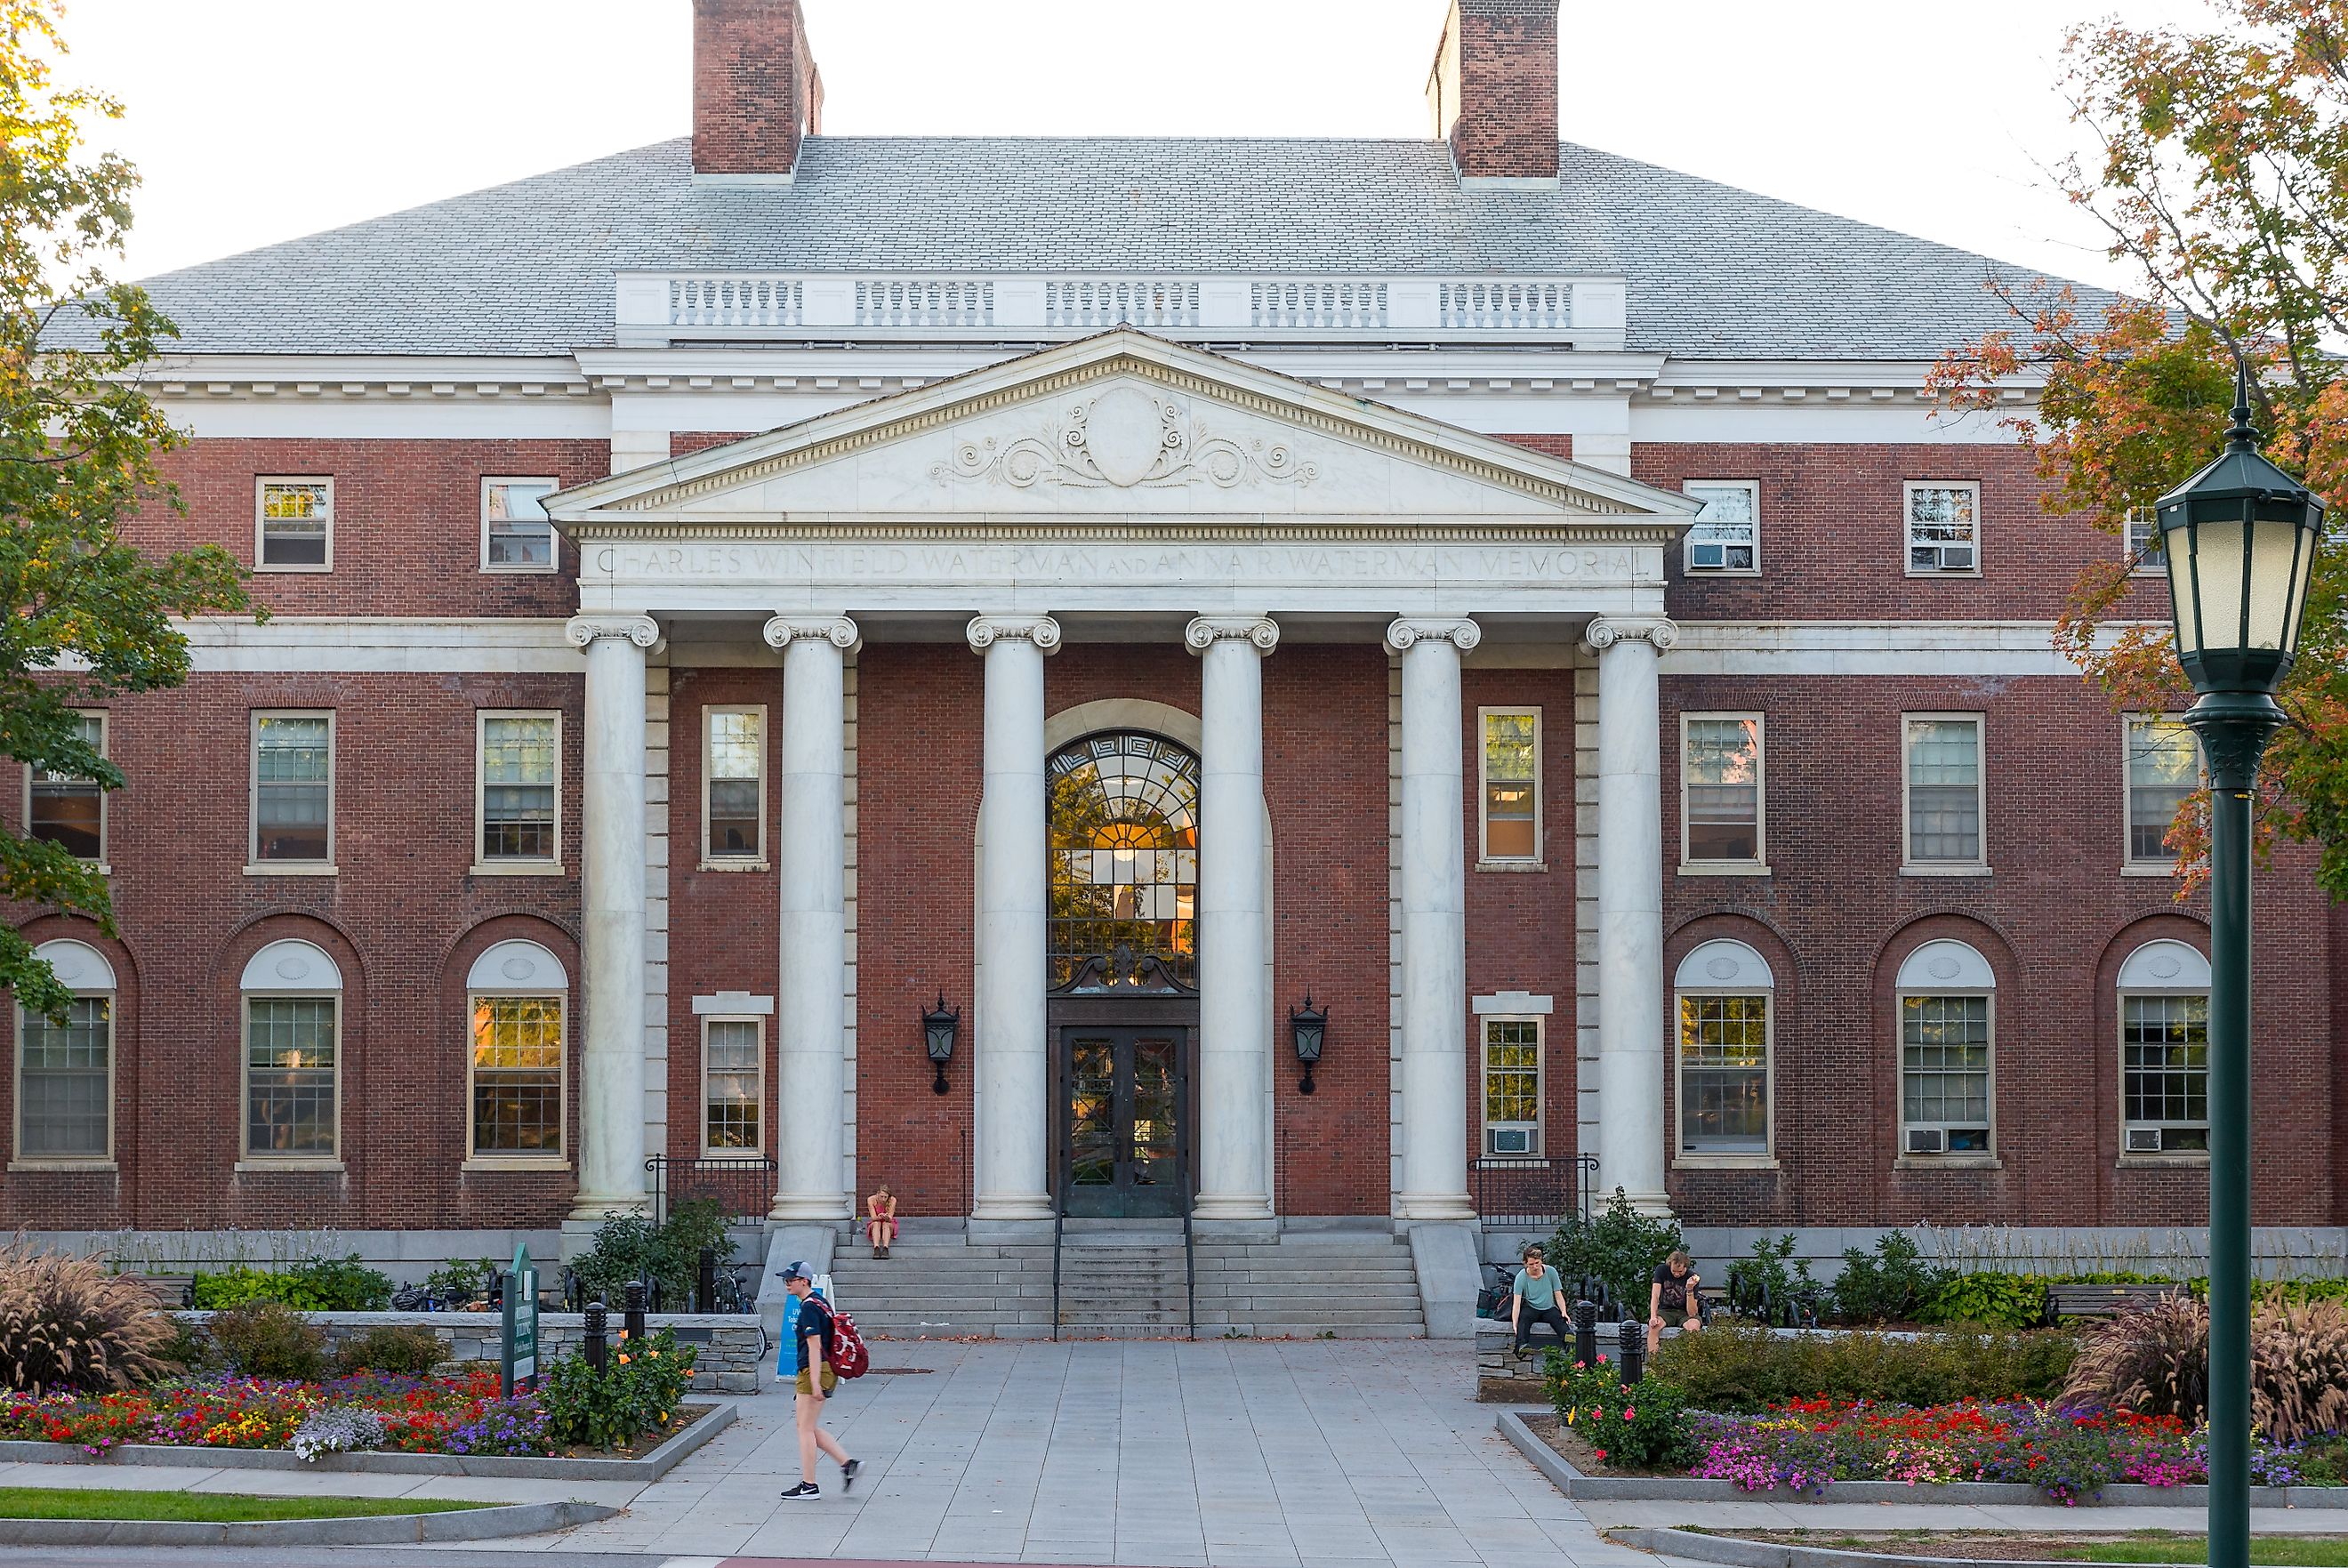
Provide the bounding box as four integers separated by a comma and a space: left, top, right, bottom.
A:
657, 1411, 669, 1423
647, 1349, 659, 1360
617, 1353, 631, 1365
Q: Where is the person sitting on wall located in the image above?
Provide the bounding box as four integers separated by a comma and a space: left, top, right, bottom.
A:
865, 1185, 898, 1259
1509, 1242, 1572, 1355
1648, 1249, 1701, 1355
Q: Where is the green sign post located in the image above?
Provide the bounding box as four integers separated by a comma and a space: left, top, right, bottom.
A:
502, 1242, 539, 1396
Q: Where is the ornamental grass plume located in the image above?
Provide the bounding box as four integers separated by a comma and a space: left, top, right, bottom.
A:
0, 1240, 173, 1395
2250, 1293, 2348, 1446
2063, 1291, 2348, 1444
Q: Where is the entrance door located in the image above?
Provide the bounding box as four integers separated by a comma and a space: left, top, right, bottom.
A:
1059, 1025, 1187, 1218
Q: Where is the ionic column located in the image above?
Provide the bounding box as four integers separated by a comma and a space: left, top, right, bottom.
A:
1387, 617, 1480, 1221
1186, 615, 1279, 1222
1586, 615, 1677, 1213
764, 615, 858, 1223
968, 615, 1060, 1221
566, 614, 660, 1219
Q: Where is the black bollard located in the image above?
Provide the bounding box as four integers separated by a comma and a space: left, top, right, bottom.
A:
1617, 1316, 1646, 1384
1572, 1298, 1598, 1369
623, 1280, 647, 1344
697, 1247, 717, 1314
583, 1300, 608, 1372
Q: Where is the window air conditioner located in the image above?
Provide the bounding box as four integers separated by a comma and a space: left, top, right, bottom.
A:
1492, 1128, 1532, 1155
1692, 541, 1727, 570
2125, 1127, 2164, 1154
1905, 1127, 1944, 1154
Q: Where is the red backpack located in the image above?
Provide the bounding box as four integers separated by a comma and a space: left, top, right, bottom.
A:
829, 1307, 871, 1379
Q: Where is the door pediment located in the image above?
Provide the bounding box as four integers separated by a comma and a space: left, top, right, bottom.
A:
547, 331, 1698, 527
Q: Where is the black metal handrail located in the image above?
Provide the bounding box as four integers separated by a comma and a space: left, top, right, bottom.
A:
1181, 1202, 1196, 1341
645, 1154, 779, 1226
1469, 1154, 1602, 1230
1050, 1202, 1065, 1343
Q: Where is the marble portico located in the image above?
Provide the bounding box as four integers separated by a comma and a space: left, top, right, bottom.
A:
546, 331, 1696, 1231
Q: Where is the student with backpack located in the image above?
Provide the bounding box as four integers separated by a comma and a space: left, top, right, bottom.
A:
778, 1260, 861, 1500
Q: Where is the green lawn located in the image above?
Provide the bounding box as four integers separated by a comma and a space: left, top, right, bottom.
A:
0, 1486, 490, 1522
2056, 1540, 2348, 1566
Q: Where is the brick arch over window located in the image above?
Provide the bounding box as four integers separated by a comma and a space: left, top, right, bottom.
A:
5, 920, 139, 1206
220, 916, 365, 1180
1665, 914, 1798, 1205
2090, 913, 2212, 1210
1873, 915, 2018, 1210
443, 916, 581, 1179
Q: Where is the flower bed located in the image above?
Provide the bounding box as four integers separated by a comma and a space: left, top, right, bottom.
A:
1686, 1397, 2320, 1504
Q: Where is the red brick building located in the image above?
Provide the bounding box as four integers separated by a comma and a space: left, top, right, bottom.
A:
17, 0, 2343, 1300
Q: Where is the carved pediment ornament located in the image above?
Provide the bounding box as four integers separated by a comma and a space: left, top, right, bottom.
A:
930, 383, 1320, 493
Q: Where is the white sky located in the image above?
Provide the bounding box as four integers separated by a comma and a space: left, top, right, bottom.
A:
67, 0, 2207, 292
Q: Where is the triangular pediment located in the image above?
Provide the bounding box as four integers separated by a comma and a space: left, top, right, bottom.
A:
547, 331, 1697, 527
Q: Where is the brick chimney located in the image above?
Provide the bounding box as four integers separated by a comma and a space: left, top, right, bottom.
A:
693, 0, 824, 185
1425, 0, 1560, 189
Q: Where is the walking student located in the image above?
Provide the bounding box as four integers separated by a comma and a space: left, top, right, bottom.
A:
778, 1261, 860, 1500
1509, 1242, 1572, 1355
1647, 1248, 1702, 1354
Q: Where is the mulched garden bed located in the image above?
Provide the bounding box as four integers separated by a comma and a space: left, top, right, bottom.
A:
1704, 1531, 2348, 1562
1524, 1412, 1674, 1478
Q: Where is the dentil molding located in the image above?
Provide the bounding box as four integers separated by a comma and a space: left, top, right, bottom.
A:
563, 614, 660, 650
1583, 615, 1680, 654
1384, 617, 1483, 655
1182, 615, 1280, 655
762, 615, 860, 651
966, 615, 1064, 654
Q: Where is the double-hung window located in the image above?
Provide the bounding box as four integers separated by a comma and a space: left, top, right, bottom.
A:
1675, 941, 1775, 1160
704, 706, 767, 864
2124, 715, 2198, 868
2118, 940, 2212, 1155
256, 478, 332, 571
17, 940, 117, 1165
1896, 939, 1997, 1159
251, 712, 334, 868
478, 712, 560, 871
470, 994, 565, 1160
482, 478, 557, 572
1478, 708, 1540, 864
1681, 713, 1763, 869
1480, 1016, 1541, 1155
703, 1017, 764, 1154
1903, 715, 1985, 872
239, 939, 344, 1165
28, 712, 106, 864
1905, 482, 1980, 575
1683, 480, 1759, 575
2127, 506, 2165, 575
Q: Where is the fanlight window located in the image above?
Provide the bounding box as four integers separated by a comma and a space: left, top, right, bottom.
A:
1048, 732, 1199, 987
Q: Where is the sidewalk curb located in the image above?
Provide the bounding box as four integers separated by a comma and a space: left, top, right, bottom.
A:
0, 1402, 734, 1482
1492, 1411, 2344, 1508
1606, 1526, 2098, 1568
0, 1498, 618, 1548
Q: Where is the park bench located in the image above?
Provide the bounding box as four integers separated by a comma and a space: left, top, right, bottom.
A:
2046, 1281, 2184, 1319
126, 1273, 195, 1308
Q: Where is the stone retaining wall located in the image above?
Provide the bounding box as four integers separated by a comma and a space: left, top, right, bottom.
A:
181, 1310, 770, 1395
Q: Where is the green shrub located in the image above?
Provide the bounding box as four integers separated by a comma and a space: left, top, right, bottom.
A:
570, 1202, 738, 1309
1922, 1272, 2051, 1330
539, 1327, 697, 1450
1828, 1232, 1950, 1324
334, 1325, 446, 1377
421, 1258, 497, 1304
150, 1314, 221, 1380
1545, 1190, 1683, 1316
0, 1243, 174, 1394
206, 1301, 327, 1380
188, 1255, 391, 1313
1650, 1320, 2077, 1412
1544, 1349, 1697, 1470
1724, 1234, 1820, 1322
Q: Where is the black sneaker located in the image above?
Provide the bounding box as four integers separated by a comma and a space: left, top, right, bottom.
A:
840, 1458, 862, 1492
780, 1482, 820, 1500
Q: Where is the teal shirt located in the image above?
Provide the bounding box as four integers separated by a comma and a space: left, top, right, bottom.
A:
1514, 1266, 1560, 1311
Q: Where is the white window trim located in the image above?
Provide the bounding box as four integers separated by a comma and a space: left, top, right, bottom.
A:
246, 710, 336, 876
1672, 983, 1776, 1169
11, 992, 117, 1171
2120, 712, 2199, 876
1895, 988, 1998, 1168
1902, 479, 1982, 578
1478, 1013, 1543, 1157
24, 709, 109, 873
2117, 950, 2210, 1165
479, 476, 560, 575
2126, 505, 2167, 578
1681, 478, 1761, 577
700, 1013, 767, 1157
1678, 711, 1767, 875
1900, 712, 1990, 876
463, 988, 569, 1170
1476, 705, 1542, 869
701, 704, 770, 870
237, 989, 343, 1170
254, 476, 334, 575
473, 709, 564, 876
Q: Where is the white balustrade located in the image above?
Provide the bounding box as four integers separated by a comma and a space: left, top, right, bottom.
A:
856, 278, 993, 328
1250, 278, 1387, 330
670, 276, 805, 329
1046, 278, 1201, 329
1441, 280, 1571, 331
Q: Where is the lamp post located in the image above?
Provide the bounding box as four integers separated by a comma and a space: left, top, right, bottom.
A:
2152, 363, 2325, 1568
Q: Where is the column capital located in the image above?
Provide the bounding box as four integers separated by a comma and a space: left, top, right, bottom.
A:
1183, 615, 1278, 655
763, 614, 859, 652
966, 614, 1063, 654
564, 614, 659, 651
1383, 616, 1481, 655
1583, 615, 1679, 655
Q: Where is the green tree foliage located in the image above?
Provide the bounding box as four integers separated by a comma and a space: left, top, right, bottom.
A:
0, 2, 251, 1016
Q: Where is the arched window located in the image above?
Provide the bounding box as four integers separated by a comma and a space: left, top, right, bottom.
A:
17, 939, 117, 1163
1895, 938, 1997, 1158
1046, 732, 1199, 986
240, 939, 342, 1162
466, 940, 567, 1162
2118, 938, 2211, 1155
1674, 939, 1773, 1158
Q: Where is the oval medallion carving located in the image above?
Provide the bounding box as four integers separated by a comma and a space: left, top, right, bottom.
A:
1081, 386, 1171, 487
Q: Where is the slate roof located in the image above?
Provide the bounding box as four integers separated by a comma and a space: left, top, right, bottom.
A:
117, 134, 2090, 361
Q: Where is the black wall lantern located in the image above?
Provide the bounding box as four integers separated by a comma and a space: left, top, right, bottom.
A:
921, 994, 960, 1095
1290, 996, 1328, 1094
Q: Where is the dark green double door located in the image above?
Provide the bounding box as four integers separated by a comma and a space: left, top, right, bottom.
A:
1057, 1025, 1190, 1218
